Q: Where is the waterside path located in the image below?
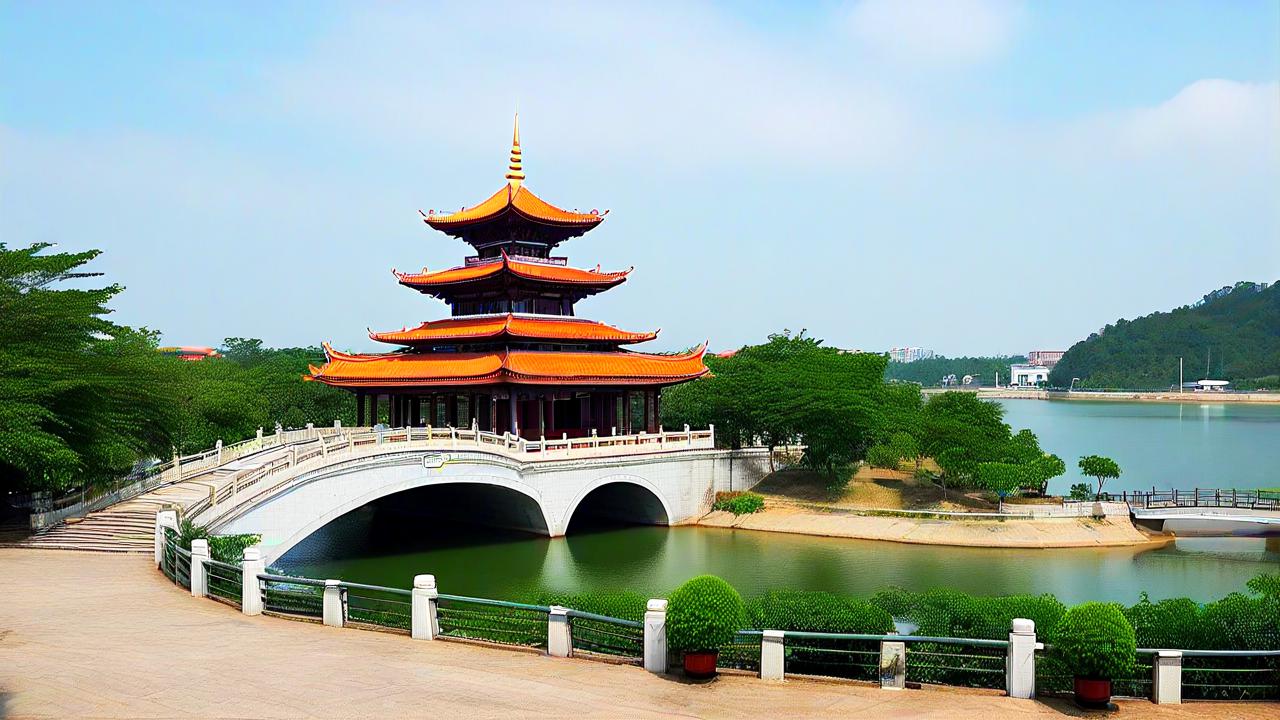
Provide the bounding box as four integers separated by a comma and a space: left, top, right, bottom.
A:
0, 549, 1269, 719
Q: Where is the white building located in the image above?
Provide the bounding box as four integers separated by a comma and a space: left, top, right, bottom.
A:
889, 346, 936, 363
1009, 363, 1049, 387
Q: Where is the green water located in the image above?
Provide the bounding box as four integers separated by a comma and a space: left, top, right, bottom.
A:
277, 400, 1280, 603
996, 399, 1280, 494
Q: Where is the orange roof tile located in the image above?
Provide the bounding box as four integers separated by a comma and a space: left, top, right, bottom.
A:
423, 184, 605, 229
307, 344, 708, 388
369, 314, 657, 345
395, 254, 630, 289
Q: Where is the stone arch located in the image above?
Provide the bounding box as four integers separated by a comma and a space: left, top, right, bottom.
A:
222, 468, 553, 564
560, 474, 673, 535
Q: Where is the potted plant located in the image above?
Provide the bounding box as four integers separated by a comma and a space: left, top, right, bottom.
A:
1052, 602, 1136, 709
666, 575, 745, 679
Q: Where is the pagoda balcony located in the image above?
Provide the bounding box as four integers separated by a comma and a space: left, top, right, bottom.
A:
465, 254, 568, 267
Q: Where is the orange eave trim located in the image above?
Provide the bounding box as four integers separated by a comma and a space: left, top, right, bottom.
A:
310, 343, 709, 388
369, 314, 658, 345
422, 184, 605, 229
395, 253, 631, 289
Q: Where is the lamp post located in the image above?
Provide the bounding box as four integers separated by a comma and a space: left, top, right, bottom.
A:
1070, 377, 1080, 392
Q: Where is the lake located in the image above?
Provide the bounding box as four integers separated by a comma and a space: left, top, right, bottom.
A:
277, 399, 1280, 603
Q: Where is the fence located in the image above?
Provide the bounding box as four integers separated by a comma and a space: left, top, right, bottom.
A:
158, 511, 1278, 706
1114, 488, 1280, 512
29, 424, 348, 531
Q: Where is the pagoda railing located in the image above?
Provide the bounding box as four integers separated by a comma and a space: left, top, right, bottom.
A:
29, 425, 349, 532
464, 254, 568, 267
187, 424, 716, 529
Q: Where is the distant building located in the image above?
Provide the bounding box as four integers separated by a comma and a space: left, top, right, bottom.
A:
889, 346, 936, 363
1182, 380, 1231, 392
1009, 363, 1049, 387
158, 346, 222, 362
1027, 350, 1065, 368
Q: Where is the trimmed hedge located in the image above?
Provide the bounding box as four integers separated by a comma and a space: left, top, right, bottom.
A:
1051, 602, 1136, 680
667, 575, 746, 653
712, 491, 764, 515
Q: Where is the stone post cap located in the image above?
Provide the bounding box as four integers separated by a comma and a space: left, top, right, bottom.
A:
548, 605, 569, 617
762, 629, 785, 640
325, 579, 342, 588
1011, 618, 1035, 634
190, 538, 209, 554
413, 574, 437, 590
242, 547, 262, 562
1155, 650, 1183, 659
646, 598, 668, 612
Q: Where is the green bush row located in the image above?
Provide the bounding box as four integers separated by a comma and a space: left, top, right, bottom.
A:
712, 491, 765, 515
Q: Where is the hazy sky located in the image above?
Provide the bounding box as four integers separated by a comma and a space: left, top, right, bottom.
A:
3, 1, 1278, 356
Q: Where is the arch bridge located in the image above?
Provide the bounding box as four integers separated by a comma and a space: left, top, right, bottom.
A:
187, 426, 770, 564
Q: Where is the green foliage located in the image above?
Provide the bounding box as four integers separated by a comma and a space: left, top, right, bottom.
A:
0, 244, 181, 493
1247, 572, 1280, 599
1048, 281, 1279, 390
1051, 603, 1136, 680
1068, 483, 1094, 501
888, 432, 919, 466
864, 444, 901, 469
666, 575, 746, 653
528, 589, 649, 623
884, 355, 1027, 387
1124, 593, 1203, 650
712, 491, 764, 515
747, 590, 893, 634
1078, 455, 1121, 495
174, 518, 260, 564
975, 462, 1026, 498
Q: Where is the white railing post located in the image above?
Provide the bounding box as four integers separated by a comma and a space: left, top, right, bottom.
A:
256, 427, 263, 446
761, 630, 785, 680
154, 508, 178, 568
323, 580, 345, 628
1152, 651, 1182, 704
189, 539, 209, 597
880, 640, 906, 689
241, 547, 265, 616
1006, 618, 1037, 699
684, 424, 692, 447
215, 439, 223, 464
547, 606, 572, 658
411, 574, 440, 640
709, 423, 715, 447
643, 599, 668, 673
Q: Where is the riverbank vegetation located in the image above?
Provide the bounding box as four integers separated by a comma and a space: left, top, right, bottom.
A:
0, 244, 353, 495
884, 355, 1027, 387
1049, 281, 1279, 390
662, 331, 1069, 502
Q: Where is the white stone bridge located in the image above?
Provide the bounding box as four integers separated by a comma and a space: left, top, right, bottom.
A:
184, 426, 770, 564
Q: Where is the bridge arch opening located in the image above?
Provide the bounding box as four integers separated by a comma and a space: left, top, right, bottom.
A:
565, 481, 670, 534
276, 481, 551, 564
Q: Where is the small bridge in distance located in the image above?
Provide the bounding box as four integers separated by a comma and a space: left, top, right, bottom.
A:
1113, 488, 1280, 537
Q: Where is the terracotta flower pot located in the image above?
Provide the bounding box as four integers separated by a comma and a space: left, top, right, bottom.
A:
683, 650, 719, 679
1073, 676, 1112, 709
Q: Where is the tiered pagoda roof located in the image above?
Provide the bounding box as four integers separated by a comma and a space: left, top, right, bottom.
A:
309, 344, 708, 387
369, 314, 657, 346
307, 114, 709, 399
395, 252, 630, 296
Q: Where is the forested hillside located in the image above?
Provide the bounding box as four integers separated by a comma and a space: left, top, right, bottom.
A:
1049, 282, 1279, 390
885, 356, 1027, 387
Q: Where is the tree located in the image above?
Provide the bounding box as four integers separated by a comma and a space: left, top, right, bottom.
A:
0, 244, 181, 492
975, 462, 1027, 499
1078, 455, 1122, 496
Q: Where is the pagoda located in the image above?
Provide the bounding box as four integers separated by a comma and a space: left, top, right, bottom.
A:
307, 116, 709, 439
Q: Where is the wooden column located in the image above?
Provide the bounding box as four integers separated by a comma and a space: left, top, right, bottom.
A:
372, 394, 382, 427
489, 395, 498, 433
537, 396, 546, 437
508, 392, 518, 435
356, 391, 366, 427
622, 391, 631, 434
642, 391, 651, 433
411, 397, 421, 427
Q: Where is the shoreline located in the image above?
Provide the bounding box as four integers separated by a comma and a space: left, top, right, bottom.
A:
920, 387, 1280, 404
696, 503, 1174, 550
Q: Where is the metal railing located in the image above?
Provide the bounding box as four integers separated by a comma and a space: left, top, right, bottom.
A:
773, 631, 1009, 689
565, 609, 643, 659
343, 581, 412, 631
1037, 646, 1280, 702
1114, 488, 1280, 511
204, 559, 243, 607
436, 594, 551, 648
258, 573, 324, 618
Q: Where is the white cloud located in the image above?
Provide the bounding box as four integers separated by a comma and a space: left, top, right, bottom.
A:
253, 2, 914, 172
1120, 79, 1280, 156
842, 0, 1024, 66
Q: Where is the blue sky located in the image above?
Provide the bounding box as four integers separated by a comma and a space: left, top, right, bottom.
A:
2, 1, 1277, 356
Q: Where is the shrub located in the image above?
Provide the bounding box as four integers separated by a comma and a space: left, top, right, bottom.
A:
175, 518, 259, 563
1247, 572, 1280, 599
865, 444, 901, 469
747, 590, 893, 634
1068, 483, 1094, 501
1051, 603, 1136, 680
666, 575, 746, 653
712, 491, 764, 515
528, 590, 648, 623
1124, 593, 1203, 650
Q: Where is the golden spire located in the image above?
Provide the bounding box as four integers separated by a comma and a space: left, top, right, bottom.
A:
505, 113, 525, 187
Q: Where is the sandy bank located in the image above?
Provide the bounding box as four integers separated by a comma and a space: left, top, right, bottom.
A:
698, 503, 1171, 549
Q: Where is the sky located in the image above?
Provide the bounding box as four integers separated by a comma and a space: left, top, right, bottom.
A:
2, 0, 1278, 356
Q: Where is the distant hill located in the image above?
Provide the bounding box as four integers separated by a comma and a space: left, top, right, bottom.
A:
885, 355, 1027, 387
1049, 282, 1279, 390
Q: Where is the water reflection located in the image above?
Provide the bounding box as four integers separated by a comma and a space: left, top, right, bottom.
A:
279, 519, 1276, 605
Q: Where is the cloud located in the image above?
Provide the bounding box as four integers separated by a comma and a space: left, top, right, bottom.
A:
842, 0, 1025, 66
1119, 79, 1280, 157
253, 2, 914, 172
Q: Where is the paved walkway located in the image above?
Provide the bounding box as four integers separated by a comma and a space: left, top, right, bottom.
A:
0, 549, 1272, 719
